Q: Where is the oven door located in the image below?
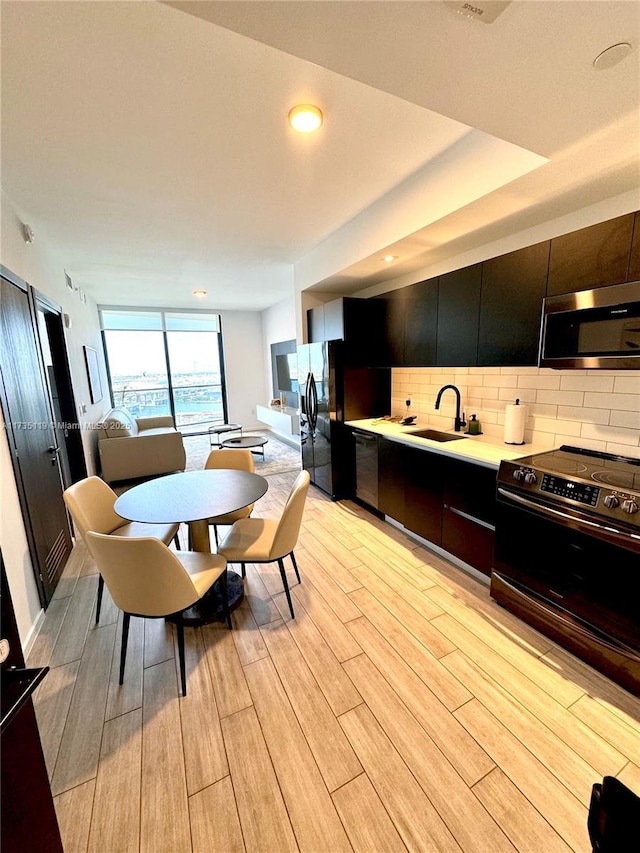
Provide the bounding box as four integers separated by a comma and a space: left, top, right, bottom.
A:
492, 488, 640, 694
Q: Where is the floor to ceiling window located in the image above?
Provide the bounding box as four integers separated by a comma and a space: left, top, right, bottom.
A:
100, 309, 227, 434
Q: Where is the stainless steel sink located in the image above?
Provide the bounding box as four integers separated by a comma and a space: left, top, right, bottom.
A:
409, 429, 467, 442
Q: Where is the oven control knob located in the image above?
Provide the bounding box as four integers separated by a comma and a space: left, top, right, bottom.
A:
524, 472, 537, 485
603, 494, 620, 509
513, 469, 525, 482
621, 499, 639, 515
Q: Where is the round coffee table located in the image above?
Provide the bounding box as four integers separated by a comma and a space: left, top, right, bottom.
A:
221, 434, 268, 461
208, 422, 242, 448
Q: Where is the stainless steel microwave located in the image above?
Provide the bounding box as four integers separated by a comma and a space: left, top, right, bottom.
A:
539, 280, 640, 369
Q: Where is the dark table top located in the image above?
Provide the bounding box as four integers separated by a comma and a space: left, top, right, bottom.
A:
114, 469, 268, 524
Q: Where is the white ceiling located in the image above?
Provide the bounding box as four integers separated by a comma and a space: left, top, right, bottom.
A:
1, 1, 639, 310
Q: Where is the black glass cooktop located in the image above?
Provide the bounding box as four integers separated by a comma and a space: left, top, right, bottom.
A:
513, 446, 640, 493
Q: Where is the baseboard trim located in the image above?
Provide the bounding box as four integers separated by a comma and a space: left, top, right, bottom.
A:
23, 606, 46, 659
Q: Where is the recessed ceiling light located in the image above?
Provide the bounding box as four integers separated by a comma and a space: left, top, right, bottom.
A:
288, 104, 323, 133
383, 255, 397, 263
193, 289, 207, 298
592, 42, 633, 70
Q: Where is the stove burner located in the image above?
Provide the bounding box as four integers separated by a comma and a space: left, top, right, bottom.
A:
591, 470, 637, 489
540, 458, 589, 475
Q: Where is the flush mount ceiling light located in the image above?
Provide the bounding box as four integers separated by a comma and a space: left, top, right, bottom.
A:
288, 104, 323, 133
383, 255, 397, 263
193, 289, 207, 298
592, 42, 633, 70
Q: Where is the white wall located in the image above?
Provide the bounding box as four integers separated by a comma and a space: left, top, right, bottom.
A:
220, 310, 268, 429
392, 367, 640, 458
261, 295, 297, 399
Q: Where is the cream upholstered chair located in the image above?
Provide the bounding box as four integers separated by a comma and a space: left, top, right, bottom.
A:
63, 476, 180, 624
86, 532, 229, 696
218, 470, 310, 618
204, 448, 255, 546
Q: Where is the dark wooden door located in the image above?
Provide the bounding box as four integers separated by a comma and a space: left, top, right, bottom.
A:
0, 275, 72, 605
436, 264, 482, 366
479, 241, 550, 366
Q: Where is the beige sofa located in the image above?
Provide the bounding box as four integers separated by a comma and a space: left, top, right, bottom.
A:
97, 407, 186, 483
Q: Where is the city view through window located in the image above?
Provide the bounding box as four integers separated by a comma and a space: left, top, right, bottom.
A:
102, 312, 226, 433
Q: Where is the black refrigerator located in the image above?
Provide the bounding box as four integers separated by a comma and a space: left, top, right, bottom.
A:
297, 341, 390, 499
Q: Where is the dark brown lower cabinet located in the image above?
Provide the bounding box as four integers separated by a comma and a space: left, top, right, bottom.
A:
404, 446, 443, 546
378, 437, 406, 524
441, 507, 495, 576
373, 439, 498, 576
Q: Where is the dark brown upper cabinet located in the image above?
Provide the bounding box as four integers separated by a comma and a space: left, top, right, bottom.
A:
478, 241, 550, 366
546, 213, 635, 297
403, 277, 438, 366
307, 297, 385, 366
436, 264, 481, 366
374, 288, 406, 367
628, 211, 640, 283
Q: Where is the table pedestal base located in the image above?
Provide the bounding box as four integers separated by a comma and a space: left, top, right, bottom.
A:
174, 570, 244, 627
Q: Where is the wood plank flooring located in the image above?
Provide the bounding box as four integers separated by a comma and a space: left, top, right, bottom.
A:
29, 468, 640, 852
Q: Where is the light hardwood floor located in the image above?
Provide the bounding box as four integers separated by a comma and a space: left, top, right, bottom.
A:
29, 469, 640, 852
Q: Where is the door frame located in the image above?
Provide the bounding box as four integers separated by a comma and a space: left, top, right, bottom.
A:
34, 290, 87, 485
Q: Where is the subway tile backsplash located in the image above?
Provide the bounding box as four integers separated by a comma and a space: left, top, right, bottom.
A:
391, 367, 640, 458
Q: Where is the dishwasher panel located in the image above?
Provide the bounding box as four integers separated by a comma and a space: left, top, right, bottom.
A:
354, 431, 378, 509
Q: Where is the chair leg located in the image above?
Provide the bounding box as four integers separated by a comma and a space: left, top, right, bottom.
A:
241, 562, 246, 579
173, 531, 181, 549
176, 618, 187, 697
96, 574, 104, 624
290, 551, 301, 584
213, 525, 219, 547
277, 557, 295, 619
220, 571, 232, 630
119, 612, 131, 685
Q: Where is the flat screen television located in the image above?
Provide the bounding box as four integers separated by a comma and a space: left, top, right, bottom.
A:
275, 352, 297, 393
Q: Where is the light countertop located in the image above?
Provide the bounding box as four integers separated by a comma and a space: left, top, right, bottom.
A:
346, 418, 549, 469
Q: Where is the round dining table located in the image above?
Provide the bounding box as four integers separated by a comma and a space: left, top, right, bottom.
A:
114, 469, 268, 624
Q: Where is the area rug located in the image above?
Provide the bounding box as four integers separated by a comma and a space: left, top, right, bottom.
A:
182, 430, 301, 477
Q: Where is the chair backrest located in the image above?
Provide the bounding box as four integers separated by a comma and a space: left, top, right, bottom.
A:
270, 470, 311, 559
86, 532, 200, 616
205, 448, 255, 473
63, 476, 124, 543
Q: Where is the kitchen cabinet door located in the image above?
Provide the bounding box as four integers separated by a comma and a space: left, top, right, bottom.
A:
307, 306, 325, 343
324, 298, 345, 342
404, 446, 443, 545
343, 297, 386, 367
441, 457, 497, 576
547, 213, 635, 296
628, 211, 640, 282
436, 264, 481, 367
403, 278, 438, 366
374, 288, 406, 366
378, 437, 406, 524
479, 241, 549, 366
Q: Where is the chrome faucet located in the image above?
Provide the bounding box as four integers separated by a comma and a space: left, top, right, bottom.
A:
435, 384, 466, 432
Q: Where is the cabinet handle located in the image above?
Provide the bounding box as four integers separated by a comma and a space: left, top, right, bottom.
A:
445, 505, 495, 531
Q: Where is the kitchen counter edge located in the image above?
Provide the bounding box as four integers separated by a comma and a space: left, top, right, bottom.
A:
346, 419, 548, 470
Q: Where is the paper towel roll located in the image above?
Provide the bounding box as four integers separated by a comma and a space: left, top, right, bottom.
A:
504, 399, 526, 445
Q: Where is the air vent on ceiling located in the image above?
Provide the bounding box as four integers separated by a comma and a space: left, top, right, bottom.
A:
444, 1, 511, 24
